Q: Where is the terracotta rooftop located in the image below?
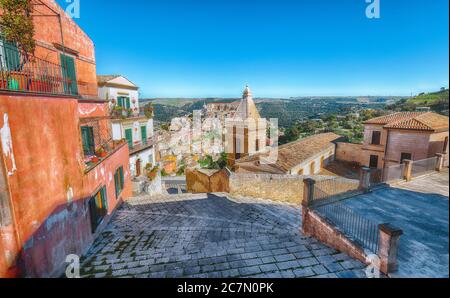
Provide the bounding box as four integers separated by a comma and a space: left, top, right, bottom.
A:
97, 75, 121, 83
237, 132, 343, 172
364, 112, 449, 132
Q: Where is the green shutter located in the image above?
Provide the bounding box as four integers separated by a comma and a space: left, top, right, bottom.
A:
114, 172, 119, 198
125, 98, 131, 109
119, 167, 124, 189
125, 129, 133, 148
118, 97, 124, 108
60, 54, 78, 95
141, 126, 147, 144
1, 38, 21, 71
101, 187, 108, 216
81, 126, 95, 155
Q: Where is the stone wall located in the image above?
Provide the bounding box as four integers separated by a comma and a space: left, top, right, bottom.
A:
229, 173, 305, 204
336, 142, 364, 165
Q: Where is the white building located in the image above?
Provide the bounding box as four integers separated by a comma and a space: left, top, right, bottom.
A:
97, 75, 156, 177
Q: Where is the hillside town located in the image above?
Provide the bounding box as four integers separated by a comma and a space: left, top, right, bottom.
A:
0, 0, 449, 281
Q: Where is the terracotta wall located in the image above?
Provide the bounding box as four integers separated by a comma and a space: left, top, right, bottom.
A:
0, 0, 99, 97
384, 130, 431, 167
336, 142, 364, 165
428, 131, 449, 158
301, 208, 368, 265
0, 95, 131, 277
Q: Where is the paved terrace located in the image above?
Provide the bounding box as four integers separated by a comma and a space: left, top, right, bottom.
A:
341, 170, 449, 278
80, 193, 366, 278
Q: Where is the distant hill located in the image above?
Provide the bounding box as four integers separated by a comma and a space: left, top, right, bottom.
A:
386, 88, 449, 115
143, 96, 399, 127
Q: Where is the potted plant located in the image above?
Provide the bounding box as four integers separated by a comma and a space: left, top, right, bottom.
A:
96, 147, 107, 158
147, 166, 159, 181
91, 156, 99, 163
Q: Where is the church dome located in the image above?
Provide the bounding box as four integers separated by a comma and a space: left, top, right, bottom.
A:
243, 85, 252, 98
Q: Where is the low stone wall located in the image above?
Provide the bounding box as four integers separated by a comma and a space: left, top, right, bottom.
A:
229, 174, 305, 204
336, 142, 363, 165
302, 208, 368, 265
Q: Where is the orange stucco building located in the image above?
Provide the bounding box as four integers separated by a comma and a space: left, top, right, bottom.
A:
337, 112, 449, 169
0, 0, 131, 277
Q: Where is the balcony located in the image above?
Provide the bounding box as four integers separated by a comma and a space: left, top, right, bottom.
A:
0, 38, 78, 97
80, 116, 127, 172
129, 136, 156, 155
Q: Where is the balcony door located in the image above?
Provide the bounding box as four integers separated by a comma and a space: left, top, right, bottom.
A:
141, 126, 147, 145
125, 128, 133, 149
60, 54, 78, 95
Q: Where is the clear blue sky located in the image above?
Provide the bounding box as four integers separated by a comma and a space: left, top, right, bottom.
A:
57, 0, 449, 98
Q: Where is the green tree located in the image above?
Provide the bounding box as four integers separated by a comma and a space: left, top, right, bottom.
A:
0, 0, 35, 59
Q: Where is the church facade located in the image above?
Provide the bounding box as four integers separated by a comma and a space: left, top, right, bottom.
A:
224, 86, 267, 166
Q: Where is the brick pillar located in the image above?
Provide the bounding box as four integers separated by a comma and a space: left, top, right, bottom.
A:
435, 153, 445, 172
301, 178, 316, 236
302, 178, 316, 208
403, 160, 413, 182
359, 167, 371, 192
377, 223, 403, 274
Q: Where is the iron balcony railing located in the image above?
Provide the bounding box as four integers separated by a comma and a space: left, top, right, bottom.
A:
0, 37, 78, 96
316, 202, 380, 253
311, 177, 360, 205
129, 136, 156, 154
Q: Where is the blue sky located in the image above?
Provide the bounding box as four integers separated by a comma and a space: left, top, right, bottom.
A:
58, 0, 449, 98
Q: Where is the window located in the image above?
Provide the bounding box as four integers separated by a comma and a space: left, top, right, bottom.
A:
117, 96, 131, 109
371, 131, 381, 145
81, 126, 95, 156
444, 137, 449, 153
114, 166, 125, 198
88, 186, 107, 233
60, 54, 78, 95
125, 128, 133, 149
369, 155, 379, 168
297, 168, 304, 175
141, 126, 147, 145
400, 153, 412, 164
0, 37, 21, 71
255, 138, 259, 152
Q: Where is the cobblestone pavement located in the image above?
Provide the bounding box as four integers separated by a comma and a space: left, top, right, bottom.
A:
80, 193, 367, 278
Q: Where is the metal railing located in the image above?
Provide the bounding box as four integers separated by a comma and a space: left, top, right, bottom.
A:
316, 202, 380, 253
411, 157, 437, 178
312, 177, 360, 204
382, 163, 405, 183
129, 136, 156, 153
0, 38, 77, 96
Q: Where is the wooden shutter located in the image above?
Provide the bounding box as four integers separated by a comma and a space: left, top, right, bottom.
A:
2, 39, 21, 71
81, 126, 95, 155
119, 167, 124, 189
60, 54, 78, 95
114, 171, 119, 198
125, 129, 133, 148
141, 126, 147, 144
100, 187, 108, 216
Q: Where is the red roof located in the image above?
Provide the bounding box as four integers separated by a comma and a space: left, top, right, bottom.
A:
364, 112, 449, 132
